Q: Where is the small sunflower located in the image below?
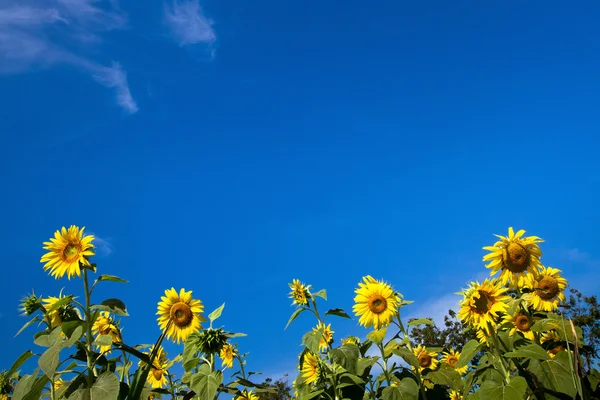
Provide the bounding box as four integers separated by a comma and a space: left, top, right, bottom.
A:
482, 227, 543, 287
524, 266, 567, 312
458, 279, 510, 334
312, 322, 334, 351
441, 349, 468, 375
92, 312, 122, 354
235, 390, 259, 400
504, 310, 536, 341
53, 378, 65, 392
157, 288, 206, 344
220, 344, 236, 369
341, 336, 360, 346
413, 345, 439, 373
289, 279, 311, 306
541, 331, 565, 358
41, 226, 95, 280
449, 390, 463, 400
139, 346, 169, 389
353, 276, 401, 329
301, 352, 321, 385
42, 296, 66, 328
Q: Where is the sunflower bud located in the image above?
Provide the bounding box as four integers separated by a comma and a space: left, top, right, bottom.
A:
0, 370, 14, 397
197, 328, 229, 355
19, 291, 42, 316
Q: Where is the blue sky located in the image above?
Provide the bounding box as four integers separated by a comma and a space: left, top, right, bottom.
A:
1, 0, 600, 383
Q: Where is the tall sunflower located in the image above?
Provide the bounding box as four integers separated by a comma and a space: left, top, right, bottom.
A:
139, 346, 169, 389
289, 279, 311, 306
504, 310, 536, 341
482, 227, 543, 287
441, 349, 468, 375
524, 266, 567, 312
219, 344, 236, 369
235, 390, 259, 400
413, 345, 439, 373
458, 279, 510, 334
92, 312, 122, 354
157, 288, 206, 344
301, 352, 321, 385
312, 322, 334, 352
353, 276, 401, 330
40, 226, 95, 279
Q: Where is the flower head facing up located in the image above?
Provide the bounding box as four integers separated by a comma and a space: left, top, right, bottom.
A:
219, 344, 237, 369
92, 312, 122, 354
312, 322, 334, 352
441, 349, 468, 375
483, 227, 543, 287
157, 288, 206, 344
524, 266, 567, 312
413, 345, 439, 373
289, 279, 311, 306
301, 352, 321, 385
235, 390, 259, 400
353, 276, 401, 330
41, 226, 95, 279
458, 279, 510, 334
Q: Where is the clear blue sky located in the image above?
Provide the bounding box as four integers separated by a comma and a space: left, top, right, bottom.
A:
1, 0, 599, 380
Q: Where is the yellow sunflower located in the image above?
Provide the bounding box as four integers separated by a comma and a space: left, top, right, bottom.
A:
312, 322, 334, 351
41, 226, 95, 279
458, 279, 510, 334
524, 266, 567, 312
157, 288, 206, 344
449, 390, 463, 400
341, 336, 360, 346
482, 227, 543, 287
220, 344, 236, 369
301, 352, 320, 385
138, 346, 169, 389
504, 311, 536, 341
42, 296, 65, 328
441, 349, 468, 375
413, 345, 439, 373
353, 276, 401, 329
541, 331, 565, 358
92, 312, 122, 354
235, 390, 259, 400
289, 279, 311, 306
53, 378, 65, 392
475, 328, 492, 345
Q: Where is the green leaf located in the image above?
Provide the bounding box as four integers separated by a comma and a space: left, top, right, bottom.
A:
208, 303, 225, 327
11, 373, 36, 400
504, 343, 551, 360
324, 308, 351, 319
407, 318, 434, 327
313, 289, 327, 300
61, 321, 85, 339
65, 325, 84, 348
457, 339, 482, 368
8, 350, 34, 377
425, 365, 461, 390
189, 364, 223, 400
302, 326, 324, 354
533, 351, 578, 398
112, 343, 151, 365
45, 295, 74, 315
91, 299, 128, 316
357, 357, 378, 376
34, 327, 62, 347
381, 378, 419, 400
392, 347, 419, 370
39, 342, 63, 378
95, 334, 114, 347
14, 316, 41, 337
479, 376, 527, 400
285, 308, 308, 330
330, 344, 359, 375
366, 327, 387, 345
22, 374, 50, 400
95, 275, 128, 284
91, 372, 120, 399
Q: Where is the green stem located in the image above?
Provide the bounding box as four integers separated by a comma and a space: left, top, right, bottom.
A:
50, 376, 56, 400
312, 297, 322, 323
83, 269, 95, 388
378, 342, 392, 386
490, 327, 510, 385
396, 313, 428, 400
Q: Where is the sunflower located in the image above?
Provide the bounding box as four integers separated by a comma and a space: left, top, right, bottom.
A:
235, 390, 259, 400
289, 279, 311, 306
441, 349, 468, 375
353, 276, 401, 330
42, 296, 65, 328
449, 390, 463, 400
475, 328, 492, 345
92, 312, 122, 354
312, 322, 334, 351
541, 331, 565, 358
157, 288, 206, 344
504, 310, 536, 341
138, 346, 169, 388
220, 344, 236, 369
482, 227, 543, 287
41, 226, 95, 280
524, 266, 567, 312
301, 352, 321, 385
413, 345, 439, 373
341, 336, 360, 346
458, 279, 510, 334
53, 378, 65, 392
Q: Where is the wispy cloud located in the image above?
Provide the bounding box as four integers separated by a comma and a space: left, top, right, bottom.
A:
0, 0, 138, 113
89, 233, 114, 257
560, 248, 600, 267
164, 0, 215, 47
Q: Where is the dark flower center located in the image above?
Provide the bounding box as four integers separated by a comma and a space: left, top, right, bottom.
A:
515, 315, 531, 331
368, 294, 388, 314
418, 353, 432, 368
537, 276, 559, 300
473, 291, 492, 314
504, 243, 530, 272
171, 302, 193, 327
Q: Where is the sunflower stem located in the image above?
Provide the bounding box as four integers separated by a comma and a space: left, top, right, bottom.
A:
490, 324, 510, 385
83, 268, 95, 388
396, 313, 428, 400
377, 342, 392, 386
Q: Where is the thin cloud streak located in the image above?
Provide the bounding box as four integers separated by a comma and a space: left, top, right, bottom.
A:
164, 0, 215, 47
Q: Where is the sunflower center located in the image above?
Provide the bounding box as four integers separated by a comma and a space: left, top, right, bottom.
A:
537, 276, 559, 300
549, 345, 564, 355
473, 291, 492, 314
152, 368, 163, 381
100, 325, 113, 335
504, 243, 529, 272
515, 315, 531, 330
368, 294, 388, 314
447, 356, 458, 368
418, 353, 432, 368
62, 243, 82, 262
170, 302, 194, 328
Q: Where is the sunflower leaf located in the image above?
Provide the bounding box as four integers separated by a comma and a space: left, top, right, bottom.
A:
95, 275, 128, 284
479, 376, 528, 400
330, 345, 359, 375
324, 308, 351, 320
7, 350, 34, 378
392, 347, 419, 370
456, 339, 482, 368
95, 334, 114, 347
39, 342, 64, 378
189, 364, 222, 400
285, 307, 308, 330
92, 299, 128, 316
302, 326, 324, 354
45, 295, 75, 315
366, 328, 387, 345
381, 378, 419, 400
504, 343, 551, 360
407, 318, 434, 327
22, 373, 50, 400
14, 316, 41, 338
425, 365, 461, 391
313, 289, 327, 301
208, 303, 225, 328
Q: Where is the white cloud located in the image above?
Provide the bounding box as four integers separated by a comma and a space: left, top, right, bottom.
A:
164, 0, 215, 47
404, 293, 460, 328
561, 248, 599, 267
0, 0, 137, 113
89, 233, 114, 257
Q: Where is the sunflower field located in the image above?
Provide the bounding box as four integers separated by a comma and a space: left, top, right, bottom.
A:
1, 226, 599, 400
